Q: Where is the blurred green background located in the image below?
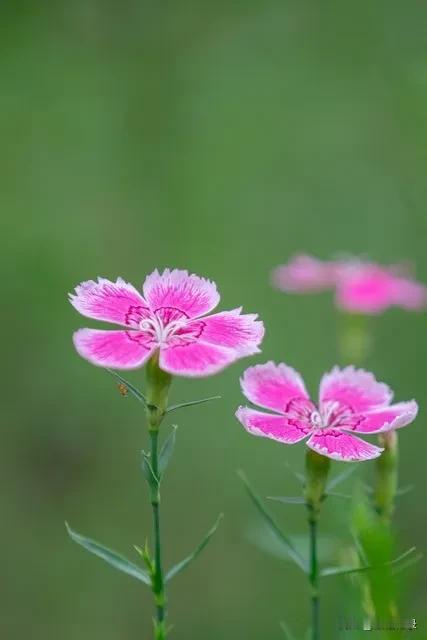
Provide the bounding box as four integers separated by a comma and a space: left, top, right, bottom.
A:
2, 1, 427, 638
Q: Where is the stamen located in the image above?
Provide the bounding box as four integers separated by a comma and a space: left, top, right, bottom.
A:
310, 411, 323, 428
139, 314, 188, 347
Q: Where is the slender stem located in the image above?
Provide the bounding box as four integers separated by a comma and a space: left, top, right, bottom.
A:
308, 513, 319, 640
145, 355, 172, 640
304, 450, 329, 640
150, 429, 166, 636
338, 312, 371, 366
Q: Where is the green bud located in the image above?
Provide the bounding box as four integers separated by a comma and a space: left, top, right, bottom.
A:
304, 449, 331, 519
145, 353, 172, 431
374, 430, 398, 524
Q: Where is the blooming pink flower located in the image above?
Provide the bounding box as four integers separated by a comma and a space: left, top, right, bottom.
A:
70, 269, 264, 377
236, 363, 417, 461
273, 255, 427, 315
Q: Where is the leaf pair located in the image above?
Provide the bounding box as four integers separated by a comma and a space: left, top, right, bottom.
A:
141, 427, 178, 489
284, 462, 358, 490
107, 369, 220, 414
65, 523, 151, 585
66, 514, 223, 587
239, 471, 420, 580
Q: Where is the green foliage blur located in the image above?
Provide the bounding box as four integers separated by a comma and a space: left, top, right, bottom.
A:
2, 1, 426, 638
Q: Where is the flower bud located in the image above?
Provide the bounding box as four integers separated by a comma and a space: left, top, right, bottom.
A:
304, 449, 331, 519
374, 430, 398, 523
146, 353, 172, 430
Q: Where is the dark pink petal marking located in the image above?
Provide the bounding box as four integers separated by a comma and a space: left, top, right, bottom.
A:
307, 429, 383, 462
187, 308, 264, 355
236, 407, 310, 443
125, 305, 151, 326
69, 278, 149, 327
143, 269, 220, 318
73, 329, 155, 369
284, 398, 317, 427
320, 366, 392, 413
240, 361, 309, 414
344, 401, 418, 434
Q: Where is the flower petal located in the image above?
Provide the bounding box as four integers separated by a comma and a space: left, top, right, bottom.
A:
319, 366, 392, 413
236, 407, 309, 443
240, 361, 309, 414
335, 265, 396, 314
393, 278, 427, 310
189, 309, 264, 355
335, 263, 427, 314
159, 341, 237, 377
73, 329, 155, 369
143, 269, 219, 318
69, 278, 149, 327
272, 255, 338, 293
307, 430, 383, 462
345, 401, 418, 434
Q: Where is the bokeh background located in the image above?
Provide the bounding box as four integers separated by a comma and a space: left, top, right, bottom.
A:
2, 1, 427, 638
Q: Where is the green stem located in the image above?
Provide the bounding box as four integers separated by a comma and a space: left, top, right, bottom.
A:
150, 429, 166, 636
308, 514, 319, 640
145, 354, 172, 640
304, 449, 330, 640
338, 312, 372, 365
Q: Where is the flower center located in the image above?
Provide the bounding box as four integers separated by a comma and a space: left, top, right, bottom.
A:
137, 307, 206, 349
285, 398, 358, 431
139, 315, 186, 347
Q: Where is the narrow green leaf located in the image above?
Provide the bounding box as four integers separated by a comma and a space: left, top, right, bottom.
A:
321, 564, 374, 578
66, 522, 150, 585
106, 369, 148, 407
326, 464, 358, 491
353, 535, 369, 565
327, 491, 351, 499
389, 546, 417, 567
247, 526, 334, 563
165, 514, 223, 582
284, 461, 305, 484
396, 484, 414, 497
159, 426, 177, 476
267, 496, 306, 505
141, 451, 159, 488
321, 546, 419, 578
238, 471, 308, 573
280, 621, 296, 640
134, 541, 154, 575
392, 552, 423, 575
166, 396, 221, 413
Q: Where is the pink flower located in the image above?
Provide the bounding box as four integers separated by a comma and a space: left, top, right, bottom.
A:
273, 255, 427, 315
335, 263, 427, 314
70, 269, 264, 377
272, 255, 339, 293
236, 363, 417, 461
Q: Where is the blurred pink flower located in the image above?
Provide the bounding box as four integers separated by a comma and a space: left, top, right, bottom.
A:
335, 263, 427, 314
272, 255, 338, 293
273, 255, 427, 314
236, 363, 417, 462
70, 269, 264, 376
